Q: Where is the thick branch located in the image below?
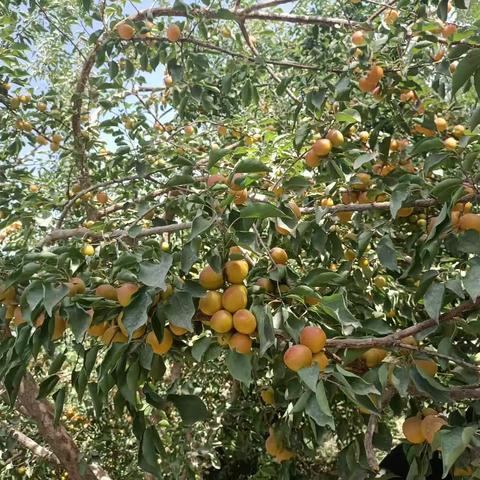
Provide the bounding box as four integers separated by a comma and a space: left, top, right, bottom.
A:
41, 222, 192, 246
243, 0, 294, 14
6, 425, 60, 465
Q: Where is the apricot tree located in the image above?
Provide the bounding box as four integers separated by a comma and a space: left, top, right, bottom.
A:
1, 0, 480, 478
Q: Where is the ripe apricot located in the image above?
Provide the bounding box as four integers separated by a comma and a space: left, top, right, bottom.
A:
210, 309, 234, 333
88, 321, 108, 337
198, 290, 222, 316
116, 283, 139, 307
415, 358, 438, 377
312, 352, 329, 371
225, 260, 249, 283
359, 76, 376, 93
146, 329, 173, 355
458, 213, 480, 233
288, 200, 302, 219
442, 23, 457, 38
397, 207, 414, 218
117, 312, 145, 339
350, 172, 371, 191
351, 30, 365, 46
116, 23, 135, 40
169, 324, 188, 336
299, 326, 326, 353
95, 284, 117, 301
199, 265, 224, 290
166, 24, 182, 42
435, 117, 448, 132
68, 277, 86, 296
305, 149, 320, 168
270, 247, 288, 264
96, 191, 108, 204
102, 326, 128, 345
444, 137, 458, 150
283, 344, 313, 371
421, 415, 447, 443
312, 138, 332, 157
326, 129, 344, 147
402, 416, 425, 444
233, 309, 257, 334
222, 285, 248, 312
453, 125, 465, 138
362, 348, 387, 368
207, 174, 226, 187
384, 8, 399, 25
229, 332, 252, 354
367, 65, 384, 83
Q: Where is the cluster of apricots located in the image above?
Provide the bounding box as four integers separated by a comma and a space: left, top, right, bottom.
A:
304, 128, 343, 169
198, 253, 257, 354
0, 278, 183, 356
283, 326, 329, 372
402, 409, 448, 445
205, 172, 253, 206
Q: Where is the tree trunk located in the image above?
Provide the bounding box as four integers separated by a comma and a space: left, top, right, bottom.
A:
16, 372, 111, 480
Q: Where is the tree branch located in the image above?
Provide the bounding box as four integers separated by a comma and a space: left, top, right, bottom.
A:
132, 35, 320, 71
41, 222, 192, 246
242, 0, 294, 14
326, 299, 480, 349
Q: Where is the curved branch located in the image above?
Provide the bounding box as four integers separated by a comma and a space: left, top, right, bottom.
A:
326, 299, 480, 349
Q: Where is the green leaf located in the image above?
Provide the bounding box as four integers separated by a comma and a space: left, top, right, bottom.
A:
298, 364, 320, 392
305, 391, 334, 428
409, 367, 450, 403
48, 352, 66, 375
234, 159, 270, 173
431, 178, 463, 201
390, 183, 410, 218
353, 153, 374, 169
191, 336, 215, 362
470, 106, 480, 130
226, 350, 251, 384
239, 202, 287, 219
43, 283, 69, 316
412, 137, 443, 155
189, 215, 214, 241
463, 257, 480, 301
424, 283, 444, 320
208, 147, 230, 169
335, 108, 361, 124
452, 48, 480, 97
165, 291, 194, 332
316, 380, 334, 427
303, 270, 347, 287
22, 281, 44, 312
377, 236, 399, 272
438, 427, 475, 478
138, 255, 173, 289
241, 79, 253, 106
65, 305, 91, 343
294, 123, 309, 150
167, 394, 209, 425
251, 301, 275, 356
122, 290, 152, 338
320, 293, 361, 334
53, 387, 66, 426
165, 175, 195, 187
37, 375, 60, 399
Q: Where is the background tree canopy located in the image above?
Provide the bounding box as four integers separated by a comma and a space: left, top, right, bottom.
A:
2, 0, 480, 478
